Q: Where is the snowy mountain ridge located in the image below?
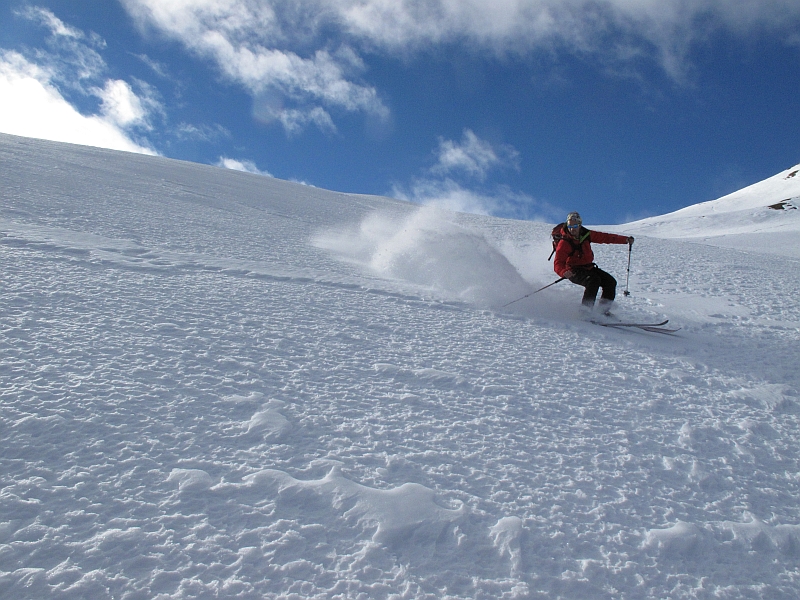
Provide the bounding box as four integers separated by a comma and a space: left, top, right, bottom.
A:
624, 162, 800, 257
1, 132, 799, 599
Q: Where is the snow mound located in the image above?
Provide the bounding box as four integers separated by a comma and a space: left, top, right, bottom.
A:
167, 469, 215, 493
489, 516, 524, 575
226, 467, 466, 548
244, 400, 291, 438
644, 515, 800, 559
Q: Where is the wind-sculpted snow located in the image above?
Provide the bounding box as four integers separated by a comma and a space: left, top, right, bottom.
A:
1, 133, 800, 598
219, 466, 466, 546
645, 516, 800, 558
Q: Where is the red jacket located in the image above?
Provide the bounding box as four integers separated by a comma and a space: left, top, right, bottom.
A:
553, 225, 629, 278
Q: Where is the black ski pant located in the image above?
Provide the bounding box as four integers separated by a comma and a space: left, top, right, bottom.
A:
569, 266, 617, 307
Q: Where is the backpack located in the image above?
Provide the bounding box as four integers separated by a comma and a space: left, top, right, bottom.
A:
548, 224, 590, 261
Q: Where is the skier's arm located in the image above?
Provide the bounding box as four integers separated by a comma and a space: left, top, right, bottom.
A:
553, 241, 572, 278
590, 231, 631, 245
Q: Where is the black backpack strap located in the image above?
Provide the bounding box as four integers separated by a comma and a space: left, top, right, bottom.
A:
548, 224, 566, 261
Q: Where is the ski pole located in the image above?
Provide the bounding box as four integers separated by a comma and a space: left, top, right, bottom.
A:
623, 240, 632, 297
501, 277, 566, 308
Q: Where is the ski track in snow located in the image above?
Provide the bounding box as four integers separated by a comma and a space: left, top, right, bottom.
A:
1, 134, 800, 599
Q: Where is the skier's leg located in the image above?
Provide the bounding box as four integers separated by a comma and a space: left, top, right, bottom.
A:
574, 270, 601, 307
597, 268, 617, 301
594, 269, 618, 315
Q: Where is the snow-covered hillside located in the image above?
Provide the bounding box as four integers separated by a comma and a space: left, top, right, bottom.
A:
625, 163, 800, 258
1, 132, 799, 599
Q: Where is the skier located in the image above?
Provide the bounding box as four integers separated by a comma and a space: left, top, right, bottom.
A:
553, 212, 633, 314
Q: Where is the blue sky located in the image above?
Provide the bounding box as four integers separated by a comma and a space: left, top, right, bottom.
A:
1, 0, 799, 224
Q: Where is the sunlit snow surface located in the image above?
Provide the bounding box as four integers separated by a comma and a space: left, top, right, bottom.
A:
624, 162, 800, 258
1, 133, 799, 599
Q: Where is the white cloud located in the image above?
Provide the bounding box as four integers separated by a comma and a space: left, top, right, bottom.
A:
17, 7, 108, 86
121, 0, 388, 134
277, 106, 336, 135
17, 6, 85, 40
133, 53, 170, 78
0, 9, 161, 155
336, 0, 800, 71
217, 157, 273, 176
395, 130, 556, 220
94, 79, 151, 128
0, 51, 157, 155
177, 122, 231, 142
121, 0, 800, 90
394, 178, 498, 216
393, 177, 560, 221
0, 7, 163, 154
432, 130, 520, 181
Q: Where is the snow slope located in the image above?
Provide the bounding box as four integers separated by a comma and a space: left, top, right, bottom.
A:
624, 163, 800, 258
1, 132, 799, 599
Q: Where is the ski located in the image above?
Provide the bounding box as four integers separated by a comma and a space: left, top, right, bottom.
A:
596, 319, 670, 328
636, 325, 681, 334
590, 319, 681, 334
